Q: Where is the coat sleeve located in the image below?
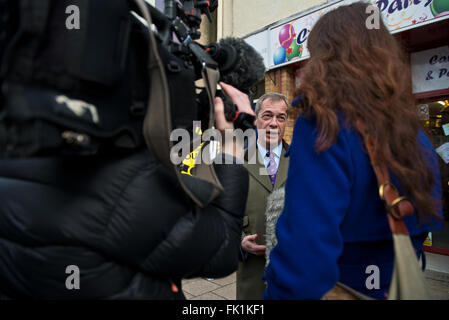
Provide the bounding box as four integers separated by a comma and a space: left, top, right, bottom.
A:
263, 116, 353, 299
136, 152, 248, 279
192, 153, 249, 277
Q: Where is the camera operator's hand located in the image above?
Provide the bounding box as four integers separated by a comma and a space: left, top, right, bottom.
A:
214, 96, 234, 132
214, 82, 254, 160
219, 82, 255, 117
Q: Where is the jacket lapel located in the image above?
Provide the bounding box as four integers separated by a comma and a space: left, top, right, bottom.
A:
274, 150, 289, 189
245, 149, 273, 192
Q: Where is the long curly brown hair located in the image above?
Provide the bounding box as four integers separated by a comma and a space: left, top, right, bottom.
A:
298, 2, 440, 222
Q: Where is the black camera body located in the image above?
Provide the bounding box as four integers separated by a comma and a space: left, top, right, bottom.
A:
0, 0, 262, 158
155, 0, 262, 130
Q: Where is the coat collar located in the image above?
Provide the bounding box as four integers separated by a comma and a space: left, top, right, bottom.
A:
274, 148, 288, 189
245, 141, 289, 192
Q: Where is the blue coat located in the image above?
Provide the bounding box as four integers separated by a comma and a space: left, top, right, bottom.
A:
263, 116, 443, 300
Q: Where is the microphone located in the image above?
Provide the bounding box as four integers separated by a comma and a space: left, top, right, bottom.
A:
206, 37, 265, 127
207, 37, 265, 91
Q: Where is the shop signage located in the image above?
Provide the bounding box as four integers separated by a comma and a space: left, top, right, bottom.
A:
244, 30, 270, 70
436, 142, 449, 164
411, 46, 449, 94
443, 123, 449, 136
268, 0, 449, 69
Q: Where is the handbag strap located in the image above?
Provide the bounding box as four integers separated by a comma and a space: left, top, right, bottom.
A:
355, 121, 414, 235
323, 121, 427, 300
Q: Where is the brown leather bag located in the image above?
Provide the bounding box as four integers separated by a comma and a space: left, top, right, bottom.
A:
323, 122, 431, 300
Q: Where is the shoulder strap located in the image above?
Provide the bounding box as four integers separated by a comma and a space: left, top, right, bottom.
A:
325, 121, 429, 300
134, 0, 223, 208
355, 121, 414, 235
1, 0, 52, 80
356, 123, 431, 300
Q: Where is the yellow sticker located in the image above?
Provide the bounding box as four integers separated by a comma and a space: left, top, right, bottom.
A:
423, 232, 432, 246
181, 124, 205, 176
181, 142, 204, 176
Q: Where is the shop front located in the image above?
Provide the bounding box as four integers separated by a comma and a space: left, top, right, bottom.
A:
404, 19, 449, 259
245, 0, 449, 266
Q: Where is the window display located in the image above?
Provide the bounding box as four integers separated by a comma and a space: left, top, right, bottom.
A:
420, 98, 449, 254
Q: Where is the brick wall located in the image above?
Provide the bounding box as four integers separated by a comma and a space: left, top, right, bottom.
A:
264, 67, 299, 145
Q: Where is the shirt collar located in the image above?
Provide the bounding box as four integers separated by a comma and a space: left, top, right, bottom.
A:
257, 141, 283, 159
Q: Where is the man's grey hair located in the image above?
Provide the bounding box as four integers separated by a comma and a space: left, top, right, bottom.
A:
255, 92, 289, 116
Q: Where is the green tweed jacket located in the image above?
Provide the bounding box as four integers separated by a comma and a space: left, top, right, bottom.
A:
236, 142, 289, 300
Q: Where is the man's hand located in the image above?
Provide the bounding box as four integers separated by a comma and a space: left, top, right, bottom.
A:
214, 82, 255, 159
219, 82, 255, 117
241, 234, 266, 256
213, 82, 255, 132
214, 96, 234, 132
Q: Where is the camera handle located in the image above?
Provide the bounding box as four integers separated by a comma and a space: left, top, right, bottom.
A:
134, 0, 224, 208
128, 0, 171, 46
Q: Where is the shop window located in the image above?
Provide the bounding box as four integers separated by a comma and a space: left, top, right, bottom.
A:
420, 98, 449, 254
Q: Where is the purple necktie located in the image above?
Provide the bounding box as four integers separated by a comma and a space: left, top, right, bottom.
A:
266, 151, 277, 186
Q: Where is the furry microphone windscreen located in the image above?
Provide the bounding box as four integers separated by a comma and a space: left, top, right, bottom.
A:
217, 37, 266, 91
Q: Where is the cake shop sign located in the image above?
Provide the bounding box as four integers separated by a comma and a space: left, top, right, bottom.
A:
269, 0, 449, 68
411, 46, 449, 94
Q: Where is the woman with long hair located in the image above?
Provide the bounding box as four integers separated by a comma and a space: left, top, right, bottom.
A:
263, 2, 443, 299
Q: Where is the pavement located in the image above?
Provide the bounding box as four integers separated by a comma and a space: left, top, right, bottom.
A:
182, 273, 237, 300
425, 269, 449, 300
182, 270, 449, 300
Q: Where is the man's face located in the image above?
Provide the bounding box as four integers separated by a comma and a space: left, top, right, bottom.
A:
255, 98, 288, 149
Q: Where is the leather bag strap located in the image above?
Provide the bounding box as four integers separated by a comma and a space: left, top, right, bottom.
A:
355, 121, 414, 235
324, 121, 430, 300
